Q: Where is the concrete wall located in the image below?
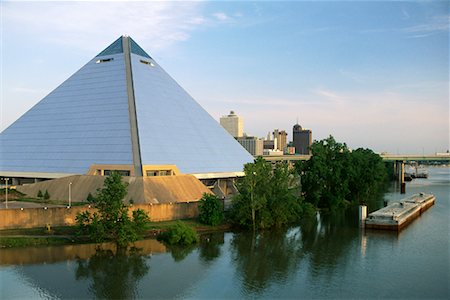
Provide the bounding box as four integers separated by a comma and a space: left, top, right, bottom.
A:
0, 202, 200, 230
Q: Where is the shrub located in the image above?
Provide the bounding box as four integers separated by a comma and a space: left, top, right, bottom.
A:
37, 190, 43, 199
159, 221, 199, 245
43, 190, 50, 200
86, 192, 96, 203
198, 193, 224, 226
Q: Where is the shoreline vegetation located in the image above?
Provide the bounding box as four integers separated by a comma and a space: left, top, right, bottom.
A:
1, 136, 390, 249
0, 219, 232, 248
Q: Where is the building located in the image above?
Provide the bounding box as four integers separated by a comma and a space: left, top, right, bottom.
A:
293, 123, 312, 155
273, 129, 288, 152
220, 111, 243, 138
236, 136, 264, 156
0, 36, 253, 186
263, 131, 277, 150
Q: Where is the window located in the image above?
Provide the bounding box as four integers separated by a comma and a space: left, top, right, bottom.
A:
104, 170, 130, 177
96, 58, 114, 64
140, 59, 155, 67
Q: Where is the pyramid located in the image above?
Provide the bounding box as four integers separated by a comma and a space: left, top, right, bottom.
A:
0, 36, 253, 179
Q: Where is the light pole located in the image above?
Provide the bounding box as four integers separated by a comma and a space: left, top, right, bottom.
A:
68, 182, 72, 208
5, 178, 9, 209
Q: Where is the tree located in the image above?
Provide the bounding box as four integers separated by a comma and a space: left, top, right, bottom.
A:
43, 190, 50, 200
231, 157, 310, 230
296, 136, 388, 210
296, 136, 352, 209
198, 193, 224, 226
347, 148, 388, 204
37, 190, 43, 199
76, 172, 150, 248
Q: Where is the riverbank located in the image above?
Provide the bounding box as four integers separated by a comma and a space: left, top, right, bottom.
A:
0, 219, 232, 248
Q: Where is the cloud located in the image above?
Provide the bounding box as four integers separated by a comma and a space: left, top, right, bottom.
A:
401, 15, 450, 38
2, 1, 207, 52
212, 12, 229, 22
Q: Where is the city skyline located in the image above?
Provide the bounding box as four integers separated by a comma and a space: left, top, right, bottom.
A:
2, 1, 448, 154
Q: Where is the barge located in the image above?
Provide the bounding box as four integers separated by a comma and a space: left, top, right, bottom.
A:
365, 193, 435, 231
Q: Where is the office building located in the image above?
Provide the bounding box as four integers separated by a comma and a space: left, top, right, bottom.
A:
293, 123, 312, 155
236, 136, 264, 156
220, 111, 243, 138
273, 129, 288, 152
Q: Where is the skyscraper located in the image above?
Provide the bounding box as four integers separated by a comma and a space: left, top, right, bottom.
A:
220, 111, 243, 138
273, 129, 288, 152
293, 123, 312, 155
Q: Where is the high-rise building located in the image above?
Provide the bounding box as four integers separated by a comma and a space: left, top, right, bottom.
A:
220, 111, 243, 138
293, 123, 312, 155
236, 136, 264, 156
273, 129, 288, 152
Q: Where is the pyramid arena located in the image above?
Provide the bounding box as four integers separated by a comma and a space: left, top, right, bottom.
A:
0, 36, 253, 204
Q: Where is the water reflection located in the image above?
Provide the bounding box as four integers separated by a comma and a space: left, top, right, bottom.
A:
199, 233, 224, 263
75, 247, 149, 299
230, 228, 304, 294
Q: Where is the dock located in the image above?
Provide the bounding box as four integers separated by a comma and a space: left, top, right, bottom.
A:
365, 193, 435, 231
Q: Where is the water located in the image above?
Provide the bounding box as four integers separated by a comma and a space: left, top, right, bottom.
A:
1, 166, 449, 299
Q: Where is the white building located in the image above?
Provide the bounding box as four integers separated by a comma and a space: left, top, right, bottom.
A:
220, 111, 243, 138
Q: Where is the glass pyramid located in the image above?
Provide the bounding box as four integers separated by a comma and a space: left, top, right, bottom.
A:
0, 36, 253, 177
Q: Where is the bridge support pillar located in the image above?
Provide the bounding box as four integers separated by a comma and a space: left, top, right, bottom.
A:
395, 160, 405, 194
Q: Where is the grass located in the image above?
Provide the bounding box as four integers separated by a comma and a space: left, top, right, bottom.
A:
0, 219, 231, 248
0, 237, 75, 248
11, 197, 85, 206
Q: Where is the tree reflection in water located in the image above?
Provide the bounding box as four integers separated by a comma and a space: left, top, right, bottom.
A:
199, 233, 224, 264
75, 247, 150, 299
231, 228, 304, 295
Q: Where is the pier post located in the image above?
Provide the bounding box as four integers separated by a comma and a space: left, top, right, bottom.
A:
359, 205, 367, 228
395, 161, 406, 194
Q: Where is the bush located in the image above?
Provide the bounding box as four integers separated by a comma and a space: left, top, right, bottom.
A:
86, 192, 96, 203
159, 221, 199, 245
198, 193, 224, 226
43, 190, 50, 200
37, 190, 43, 199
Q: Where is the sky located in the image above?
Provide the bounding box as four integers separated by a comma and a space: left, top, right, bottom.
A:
1, 0, 449, 154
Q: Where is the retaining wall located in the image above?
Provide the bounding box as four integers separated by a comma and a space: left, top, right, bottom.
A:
0, 202, 200, 230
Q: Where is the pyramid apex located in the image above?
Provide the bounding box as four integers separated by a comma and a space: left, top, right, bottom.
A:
96, 36, 151, 59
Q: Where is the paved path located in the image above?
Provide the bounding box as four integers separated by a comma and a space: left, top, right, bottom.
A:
0, 201, 64, 209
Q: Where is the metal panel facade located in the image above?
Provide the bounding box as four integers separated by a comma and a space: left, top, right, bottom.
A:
0, 53, 133, 174
131, 54, 253, 174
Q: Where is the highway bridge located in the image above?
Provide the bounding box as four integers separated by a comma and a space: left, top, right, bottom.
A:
260, 154, 450, 163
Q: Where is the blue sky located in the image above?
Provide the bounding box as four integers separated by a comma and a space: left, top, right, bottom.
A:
1, 1, 449, 154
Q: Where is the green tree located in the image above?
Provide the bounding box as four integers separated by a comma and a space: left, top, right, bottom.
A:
43, 190, 50, 200
37, 190, 43, 199
296, 136, 352, 210
198, 193, 224, 226
76, 172, 150, 248
296, 136, 388, 210
347, 148, 388, 204
231, 157, 309, 230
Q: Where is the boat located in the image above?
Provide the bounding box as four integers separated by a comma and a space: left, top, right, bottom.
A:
365, 193, 435, 231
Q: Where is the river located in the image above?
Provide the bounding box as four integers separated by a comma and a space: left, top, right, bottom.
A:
1, 166, 448, 299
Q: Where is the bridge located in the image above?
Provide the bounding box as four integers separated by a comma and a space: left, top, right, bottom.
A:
260, 153, 449, 194
260, 154, 450, 163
